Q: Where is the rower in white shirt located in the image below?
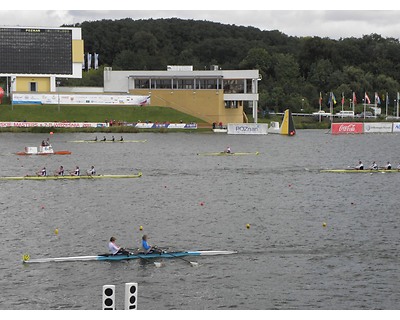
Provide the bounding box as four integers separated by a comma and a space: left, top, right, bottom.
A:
369, 161, 378, 170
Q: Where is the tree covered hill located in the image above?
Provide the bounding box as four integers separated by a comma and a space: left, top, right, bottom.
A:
64, 18, 400, 114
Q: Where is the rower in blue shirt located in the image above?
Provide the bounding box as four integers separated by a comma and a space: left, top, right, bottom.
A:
142, 235, 152, 253
141, 235, 161, 254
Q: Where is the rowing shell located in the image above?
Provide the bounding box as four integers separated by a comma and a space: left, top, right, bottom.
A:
16, 151, 71, 155
197, 151, 259, 156
0, 172, 142, 180
68, 140, 147, 143
22, 250, 237, 263
320, 169, 400, 173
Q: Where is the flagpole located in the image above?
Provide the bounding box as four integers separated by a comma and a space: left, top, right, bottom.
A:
341, 92, 344, 113
330, 92, 333, 122
363, 92, 366, 120
397, 92, 399, 119
386, 92, 388, 119
319, 92, 322, 123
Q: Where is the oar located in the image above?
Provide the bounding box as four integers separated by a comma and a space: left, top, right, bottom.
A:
166, 251, 199, 267
126, 247, 164, 267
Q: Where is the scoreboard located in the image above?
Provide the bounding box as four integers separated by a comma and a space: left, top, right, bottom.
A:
0, 28, 73, 75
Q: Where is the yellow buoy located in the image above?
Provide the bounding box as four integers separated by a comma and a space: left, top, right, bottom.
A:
322, 222, 327, 228
54, 228, 59, 235
139, 226, 143, 231
246, 223, 250, 229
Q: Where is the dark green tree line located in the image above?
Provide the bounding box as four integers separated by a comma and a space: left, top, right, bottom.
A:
63, 18, 400, 114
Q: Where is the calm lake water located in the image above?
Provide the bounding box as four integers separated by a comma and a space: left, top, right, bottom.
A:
0, 130, 399, 310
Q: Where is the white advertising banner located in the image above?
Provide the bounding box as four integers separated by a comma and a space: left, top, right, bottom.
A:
12, 93, 150, 106
363, 122, 392, 133
133, 123, 197, 129
392, 123, 400, 133
227, 123, 268, 135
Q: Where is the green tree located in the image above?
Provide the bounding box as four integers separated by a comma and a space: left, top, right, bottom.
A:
239, 48, 273, 85
308, 59, 334, 92
63, 66, 105, 87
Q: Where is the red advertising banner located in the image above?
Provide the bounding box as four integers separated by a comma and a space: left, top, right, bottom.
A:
331, 123, 363, 134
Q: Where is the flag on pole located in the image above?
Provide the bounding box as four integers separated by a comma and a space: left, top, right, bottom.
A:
365, 92, 371, 104
87, 53, 92, 70
341, 92, 345, 106
94, 53, 99, 70
327, 92, 337, 105
319, 92, 322, 105
353, 92, 357, 105
374, 92, 381, 105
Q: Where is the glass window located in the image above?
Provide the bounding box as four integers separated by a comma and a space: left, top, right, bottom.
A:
152, 79, 172, 89
196, 78, 220, 90
223, 79, 244, 93
134, 79, 150, 89
246, 79, 253, 94
174, 79, 194, 89
224, 101, 239, 109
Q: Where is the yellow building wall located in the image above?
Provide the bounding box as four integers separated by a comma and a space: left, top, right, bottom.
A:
131, 89, 244, 124
72, 40, 84, 63
15, 77, 51, 92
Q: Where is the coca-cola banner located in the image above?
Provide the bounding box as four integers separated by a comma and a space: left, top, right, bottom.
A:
331, 123, 363, 135
364, 122, 392, 133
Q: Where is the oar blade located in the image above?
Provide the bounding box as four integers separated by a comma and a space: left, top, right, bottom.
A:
190, 261, 199, 267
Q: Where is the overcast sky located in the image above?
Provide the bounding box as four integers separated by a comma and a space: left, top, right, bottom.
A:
2, 2, 400, 40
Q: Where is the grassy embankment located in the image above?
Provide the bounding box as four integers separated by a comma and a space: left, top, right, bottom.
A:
0, 104, 209, 133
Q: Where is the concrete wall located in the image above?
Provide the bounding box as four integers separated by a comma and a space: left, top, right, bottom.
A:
131, 89, 244, 124
16, 77, 50, 92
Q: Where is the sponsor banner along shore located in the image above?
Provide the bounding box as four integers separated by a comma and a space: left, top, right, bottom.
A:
0, 122, 108, 128
363, 122, 392, 133
227, 123, 268, 135
332, 122, 398, 134
392, 123, 400, 132
12, 93, 150, 106
130, 123, 197, 129
0, 122, 197, 129
331, 123, 363, 134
